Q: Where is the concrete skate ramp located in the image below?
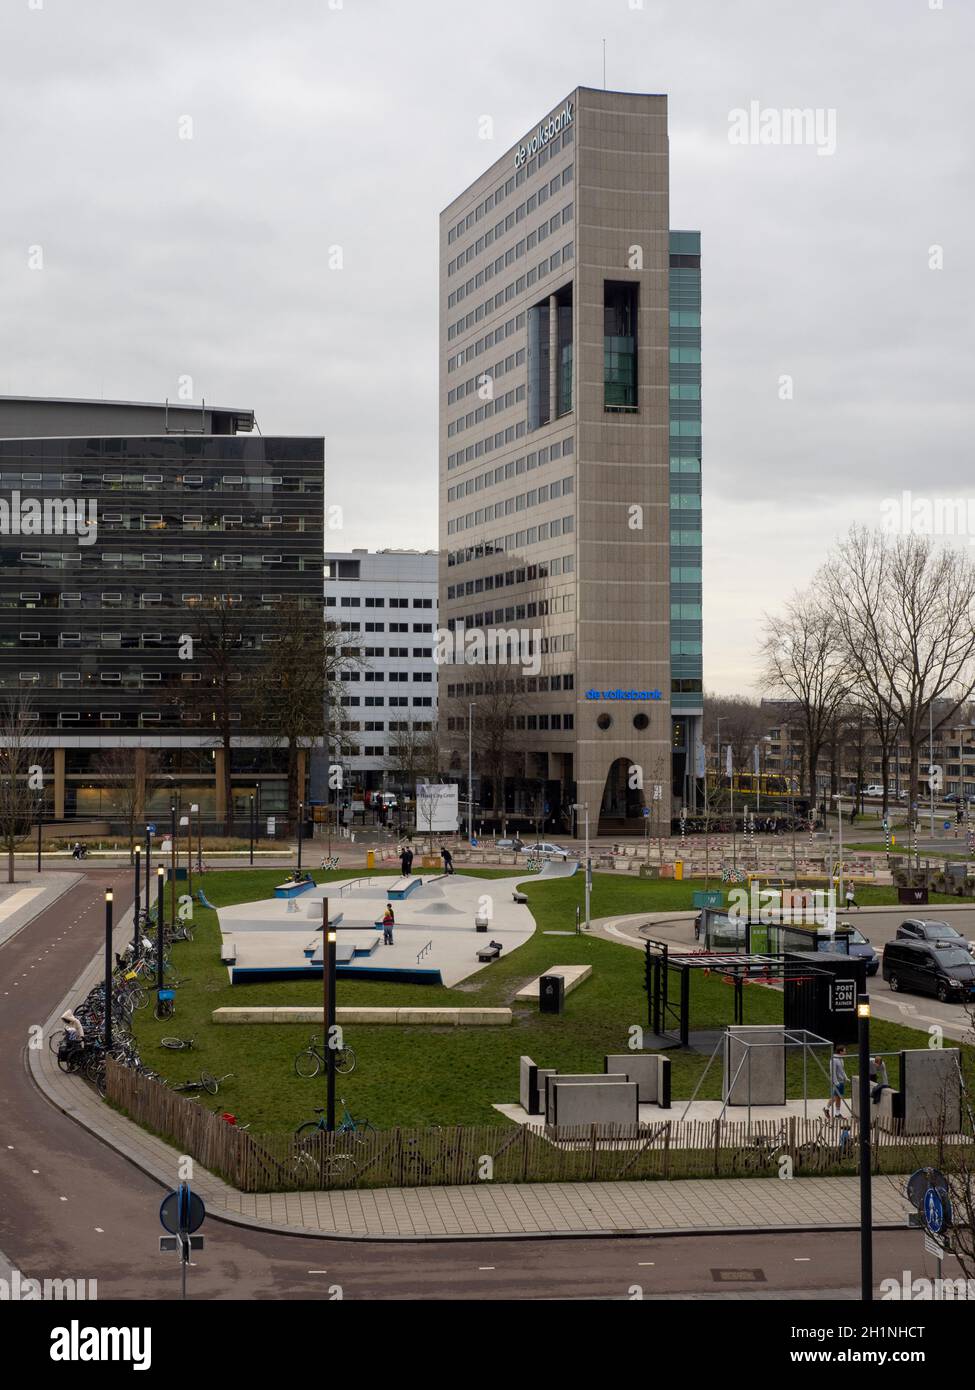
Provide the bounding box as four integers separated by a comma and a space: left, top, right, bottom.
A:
524, 860, 578, 881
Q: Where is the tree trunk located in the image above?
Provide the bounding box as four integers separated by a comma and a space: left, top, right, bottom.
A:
223, 732, 234, 837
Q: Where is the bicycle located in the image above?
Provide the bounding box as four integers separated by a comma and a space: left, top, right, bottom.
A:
171, 1071, 233, 1095
160, 1036, 196, 1051
294, 1034, 356, 1079
153, 991, 176, 1021
294, 1098, 376, 1141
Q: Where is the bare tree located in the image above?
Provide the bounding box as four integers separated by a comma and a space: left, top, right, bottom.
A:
760, 589, 849, 805
0, 693, 49, 884
94, 747, 161, 862
181, 597, 256, 836
384, 719, 447, 794
826, 528, 975, 817
704, 694, 767, 781
253, 599, 353, 825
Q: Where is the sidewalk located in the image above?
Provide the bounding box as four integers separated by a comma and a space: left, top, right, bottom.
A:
30, 899, 914, 1242
0, 871, 83, 949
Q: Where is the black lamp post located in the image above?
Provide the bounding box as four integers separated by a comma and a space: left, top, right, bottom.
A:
156, 866, 165, 996
297, 800, 304, 872
132, 847, 141, 958
858, 993, 873, 1302
249, 794, 255, 867
104, 890, 114, 1052
36, 797, 43, 874
325, 926, 337, 1131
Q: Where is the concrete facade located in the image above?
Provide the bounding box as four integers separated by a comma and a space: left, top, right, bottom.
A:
439, 89, 694, 835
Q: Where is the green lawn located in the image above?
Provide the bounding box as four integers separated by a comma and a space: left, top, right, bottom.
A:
128, 868, 975, 1133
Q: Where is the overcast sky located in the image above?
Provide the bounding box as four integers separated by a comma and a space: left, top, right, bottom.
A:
1, 0, 971, 696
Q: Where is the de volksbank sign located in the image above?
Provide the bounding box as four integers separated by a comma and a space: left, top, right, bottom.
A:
585, 688, 663, 702
514, 99, 573, 169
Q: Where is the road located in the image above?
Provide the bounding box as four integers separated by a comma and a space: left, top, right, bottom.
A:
0, 869, 955, 1301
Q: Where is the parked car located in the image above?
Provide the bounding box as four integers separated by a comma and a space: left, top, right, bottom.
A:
896, 918, 974, 954
862, 785, 885, 798
496, 839, 568, 859
882, 940, 975, 1002
837, 923, 879, 975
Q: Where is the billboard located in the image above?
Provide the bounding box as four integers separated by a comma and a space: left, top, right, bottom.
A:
415, 782, 459, 833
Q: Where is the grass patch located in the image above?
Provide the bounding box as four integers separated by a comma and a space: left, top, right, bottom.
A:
128, 868, 975, 1132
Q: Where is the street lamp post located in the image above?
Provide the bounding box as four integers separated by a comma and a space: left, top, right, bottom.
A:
156, 866, 165, 997
298, 800, 304, 872
857, 994, 873, 1301
836, 793, 844, 910
132, 847, 141, 959
572, 802, 590, 929
104, 890, 114, 1053
36, 797, 43, 874
467, 702, 477, 843
249, 795, 255, 867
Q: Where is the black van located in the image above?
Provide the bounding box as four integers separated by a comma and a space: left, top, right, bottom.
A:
882, 940, 975, 1003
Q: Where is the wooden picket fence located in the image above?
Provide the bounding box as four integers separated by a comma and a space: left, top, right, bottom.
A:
106, 1061, 950, 1194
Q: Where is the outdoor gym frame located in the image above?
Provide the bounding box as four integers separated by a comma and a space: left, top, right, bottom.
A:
642, 939, 860, 1050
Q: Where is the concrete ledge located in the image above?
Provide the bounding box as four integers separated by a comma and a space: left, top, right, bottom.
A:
515, 964, 592, 1002
211, 1005, 512, 1026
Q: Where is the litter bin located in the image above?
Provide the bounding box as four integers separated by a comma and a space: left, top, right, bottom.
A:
674, 860, 683, 881
366, 850, 375, 869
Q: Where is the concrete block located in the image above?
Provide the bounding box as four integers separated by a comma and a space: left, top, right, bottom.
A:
605, 1053, 670, 1107
899, 1048, 962, 1133
544, 1072, 629, 1125
515, 964, 592, 1002
549, 1080, 639, 1127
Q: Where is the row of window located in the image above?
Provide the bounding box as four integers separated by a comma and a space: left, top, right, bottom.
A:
447, 557, 571, 600
0, 472, 321, 491
446, 312, 525, 379
6, 591, 315, 609
441, 628, 576, 654
447, 349, 525, 406
447, 438, 574, 500
341, 721, 433, 732
337, 671, 434, 683
339, 696, 433, 708
447, 545, 576, 574
447, 241, 574, 341
446, 384, 524, 438
95, 516, 311, 531
327, 622, 434, 634
361, 646, 433, 658
448, 510, 574, 542
446, 674, 575, 696
10, 552, 315, 569
450, 594, 575, 629
446, 712, 576, 732
447, 200, 574, 302
447, 128, 573, 246
324, 596, 433, 609
450, 474, 574, 525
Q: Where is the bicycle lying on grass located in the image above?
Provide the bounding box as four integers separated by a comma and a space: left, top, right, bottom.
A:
170, 1071, 233, 1096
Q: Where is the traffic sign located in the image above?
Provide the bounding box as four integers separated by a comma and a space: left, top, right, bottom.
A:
906, 1166, 949, 1212
160, 1184, 206, 1236
642, 807, 650, 817
923, 1186, 948, 1236
146, 823, 156, 835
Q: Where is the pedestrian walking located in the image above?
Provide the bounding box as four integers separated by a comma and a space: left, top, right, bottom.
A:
845, 883, 859, 910
399, 847, 410, 875
441, 846, 454, 875
405, 847, 414, 874
827, 1045, 848, 1116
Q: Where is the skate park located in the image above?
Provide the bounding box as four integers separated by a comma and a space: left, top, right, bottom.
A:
214, 860, 578, 987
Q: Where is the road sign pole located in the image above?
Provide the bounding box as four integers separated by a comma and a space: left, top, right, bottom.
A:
156, 866, 165, 996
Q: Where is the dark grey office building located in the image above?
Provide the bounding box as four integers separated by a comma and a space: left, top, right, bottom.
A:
0, 396, 324, 826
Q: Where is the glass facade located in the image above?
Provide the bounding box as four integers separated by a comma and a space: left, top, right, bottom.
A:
668, 231, 702, 714
0, 434, 324, 731
604, 281, 638, 410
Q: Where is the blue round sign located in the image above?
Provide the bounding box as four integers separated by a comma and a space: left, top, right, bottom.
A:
642, 807, 650, 817
923, 1186, 945, 1235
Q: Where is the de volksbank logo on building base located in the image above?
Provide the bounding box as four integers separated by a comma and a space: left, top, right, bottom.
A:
585, 688, 663, 701
514, 99, 573, 168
